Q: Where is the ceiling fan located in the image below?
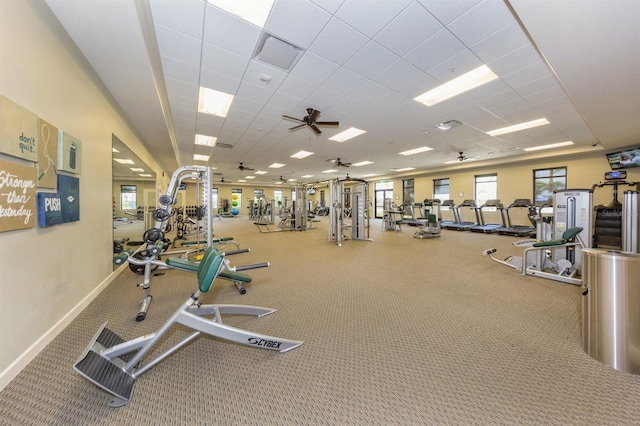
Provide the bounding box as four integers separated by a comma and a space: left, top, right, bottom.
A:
328, 158, 351, 167
282, 108, 339, 135
238, 162, 254, 171
456, 152, 467, 162
274, 176, 287, 184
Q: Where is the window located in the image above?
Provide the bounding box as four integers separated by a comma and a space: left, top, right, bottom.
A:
403, 179, 414, 204
273, 190, 283, 205
211, 188, 218, 212
254, 189, 264, 200
533, 167, 566, 205
120, 185, 137, 210
433, 178, 450, 202
475, 174, 497, 208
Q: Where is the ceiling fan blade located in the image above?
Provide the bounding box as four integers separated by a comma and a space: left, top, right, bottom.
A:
310, 124, 322, 135
282, 115, 305, 123
316, 121, 339, 126
288, 124, 306, 131
309, 109, 320, 122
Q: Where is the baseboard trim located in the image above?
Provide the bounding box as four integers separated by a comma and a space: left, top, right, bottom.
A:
0, 265, 127, 391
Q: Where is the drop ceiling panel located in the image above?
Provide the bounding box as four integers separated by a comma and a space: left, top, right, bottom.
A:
308, 17, 369, 65
198, 69, 241, 94
416, 0, 483, 25
149, 0, 205, 39
289, 51, 340, 84
322, 67, 368, 94
403, 29, 465, 73
203, 5, 262, 58
447, 0, 515, 46
155, 25, 202, 66
372, 59, 423, 91
266, 0, 332, 49
335, 0, 412, 38
160, 56, 200, 83
470, 21, 529, 64
373, 2, 441, 56
201, 43, 251, 77
343, 41, 398, 79
426, 49, 484, 83
304, 86, 344, 111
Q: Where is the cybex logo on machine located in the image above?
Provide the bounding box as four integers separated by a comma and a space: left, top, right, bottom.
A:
248, 338, 282, 349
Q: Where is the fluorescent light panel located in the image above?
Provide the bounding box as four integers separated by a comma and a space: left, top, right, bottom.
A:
399, 146, 433, 156
329, 127, 366, 143
139, 174, 152, 177
393, 167, 415, 172
414, 65, 498, 106
198, 87, 234, 117
255, 170, 267, 175
245, 176, 255, 179
486, 118, 549, 137
130, 168, 144, 172
113, 158, 134, 164
322, 169, 338, 173
301, 174, 314, 178
269, 163, 285, 168
194, 154, 209, 161
524, 141, 574, 152
195, 134, 217, 146
352, 161, 373, 166
208, 0, 274, 28
290, 150, 314, 159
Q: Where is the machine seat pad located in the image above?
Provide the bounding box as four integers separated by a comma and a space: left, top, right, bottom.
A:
532, 226, 583, 247
166, 257, 252, 283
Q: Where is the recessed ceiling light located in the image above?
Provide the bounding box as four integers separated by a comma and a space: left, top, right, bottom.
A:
322, 169, 338, 173
138, 174, 152, 177
290, 150, 314, 159
198, 87, 234, 117
486, 118, 550, 137
329, 127, 366, 143
352, 161, 373, 166
301, 174, 314, 178
130, 168, 144, 172
399, 146, 433, 156
112, 148, 119, 153
524, 141, 574, 152
237, 179, 247, 183
245, 176, 255, 179
255, 170, 267, 175
208, 0, 274, 28
435, 120, 463, 131
113, 158, 135, 164
414, 65, 498, 106
361, 173, 378, 178
392, 167, 415, 172
287, 178, 297, 182
269, 163, 285, 168
194, 154, 209, 162
195, 134, 217, 146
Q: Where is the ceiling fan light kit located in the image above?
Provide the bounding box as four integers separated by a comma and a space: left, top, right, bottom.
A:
282, 108, 339, 135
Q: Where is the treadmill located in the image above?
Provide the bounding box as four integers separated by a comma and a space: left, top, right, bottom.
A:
470, 199, 506, 233
440, 200, 457, 228
443, 199, 479, 231
499, 198, 537, 237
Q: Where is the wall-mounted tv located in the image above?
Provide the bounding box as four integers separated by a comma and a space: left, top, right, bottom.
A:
606, 147, 640, 170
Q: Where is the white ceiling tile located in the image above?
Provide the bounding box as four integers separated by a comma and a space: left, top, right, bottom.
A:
395, 72, 438, 98
160, 56, 200, 83
235, 80, 276, 104
349, 80, 391, 103
470, 22, 529, 64
201, 43, 250, 77
266, 0, 332, 49
278, 75, 318, 99
290, 51, 340, 84
512, 75, 558, 99
266, 92, 304, 111
203, 5, 262, 58
308, 18, 369, 65
309, 0, 344, 14
502, 61, 550, 88
416, 0, 482, 26
199, 68, 241, 94
335, 0, 412, 38
427, 49, 483, 82
243, 60, 289, 88
447, 0, 515, 46
344, 41, 398, 79
403, 29, 466, 73
165, 77, 198, 99
488, 44, 540, 77
374, 2, 441, 56
322, 67, 368, 94
155, 24, 202, 66
372, 59, 423, 90
304, 86, 344, 111
149, 0, 205, 39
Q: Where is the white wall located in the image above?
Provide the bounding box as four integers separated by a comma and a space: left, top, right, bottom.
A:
0, 0, 164, 388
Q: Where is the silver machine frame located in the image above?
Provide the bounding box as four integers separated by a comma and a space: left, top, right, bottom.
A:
328, 178, 372, 246
75, 251, 302, 408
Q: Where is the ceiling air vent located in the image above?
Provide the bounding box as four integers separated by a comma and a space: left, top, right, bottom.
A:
216, 142, 233, 149
254, 33, 303, 71
436, 120, 463, 131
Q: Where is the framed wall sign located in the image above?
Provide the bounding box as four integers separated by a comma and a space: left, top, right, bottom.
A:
0, 158, 36, 232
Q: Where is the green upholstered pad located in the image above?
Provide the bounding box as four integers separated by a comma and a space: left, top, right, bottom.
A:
220, 271, 252, 283
562, 226, 583, 240
197, 247, 219, 282
198, 251, 223, 293
166, 257, 198, 272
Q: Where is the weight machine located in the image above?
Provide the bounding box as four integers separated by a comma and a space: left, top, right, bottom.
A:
75, 247, 302, 407
413, 199, 441, 239
329, 178, 372, 246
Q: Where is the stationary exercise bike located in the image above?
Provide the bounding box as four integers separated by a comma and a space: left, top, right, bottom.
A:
74, 247, 303, 407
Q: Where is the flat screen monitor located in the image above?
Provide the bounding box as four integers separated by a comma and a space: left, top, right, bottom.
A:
606, 147, 640, 170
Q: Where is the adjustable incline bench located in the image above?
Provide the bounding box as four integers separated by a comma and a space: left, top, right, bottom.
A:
75, 247, 302, 407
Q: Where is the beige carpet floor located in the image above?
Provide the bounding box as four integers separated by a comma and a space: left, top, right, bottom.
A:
1, 216, 640, 425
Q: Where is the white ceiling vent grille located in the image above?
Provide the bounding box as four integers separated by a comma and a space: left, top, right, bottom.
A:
435, 120, 463, 131
254, 33, 303, 71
